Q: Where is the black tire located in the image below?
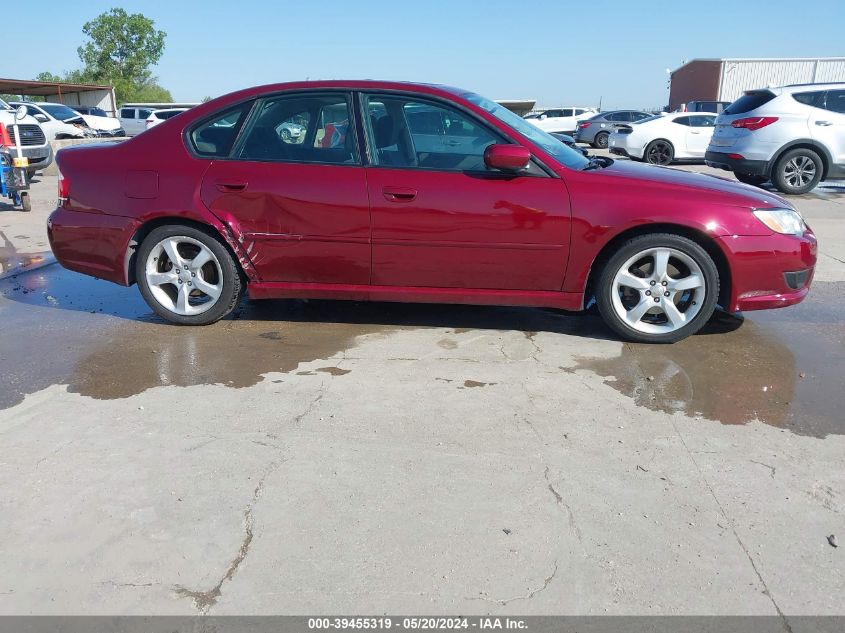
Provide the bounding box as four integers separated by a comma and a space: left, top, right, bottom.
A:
772, 148, 823, 195
734, 172, 768, 186
644, 139, 674, 165
135, 224, 243, 325
595, 233, 720, 344
20, 192, 31, 212
594, 132, 609, 149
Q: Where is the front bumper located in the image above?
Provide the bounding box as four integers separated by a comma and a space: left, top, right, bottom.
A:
717, 229, 817, 312
16, 144, 54, 171
98, 128, 126, 138
705, 151, 769, 176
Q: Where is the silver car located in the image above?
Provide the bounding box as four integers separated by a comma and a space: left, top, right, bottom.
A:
573, 110, 653, 148
706, 83, 845, 194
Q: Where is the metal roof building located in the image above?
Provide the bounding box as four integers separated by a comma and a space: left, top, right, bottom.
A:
668, 57, 845, 110
0, 78, 117, 115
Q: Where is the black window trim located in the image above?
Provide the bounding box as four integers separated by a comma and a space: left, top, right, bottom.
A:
229, 90, 362, 167
184, 89, 363, 166
184, 98, 257, 160
356, 90, 551, 178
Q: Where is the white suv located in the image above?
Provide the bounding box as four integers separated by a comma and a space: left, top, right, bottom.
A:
706, 83, 845, 194
525, 107, 597, 134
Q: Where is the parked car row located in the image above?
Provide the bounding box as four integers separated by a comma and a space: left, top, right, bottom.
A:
554, 82, 845, 195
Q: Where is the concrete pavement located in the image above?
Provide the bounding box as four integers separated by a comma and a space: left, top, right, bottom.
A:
0, 159, 842, 618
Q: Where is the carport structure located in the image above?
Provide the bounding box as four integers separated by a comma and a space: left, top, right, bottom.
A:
0, 78, 117, 116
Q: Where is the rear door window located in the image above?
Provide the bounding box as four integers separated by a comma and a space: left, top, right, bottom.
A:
673, 116, 692, 126
236, 93, 358, 164
724, 91, 776, 114
120, 108, 135, 119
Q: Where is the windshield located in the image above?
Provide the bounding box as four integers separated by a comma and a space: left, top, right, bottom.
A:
462, 92, 590, 170
0, 98, 10, 111
40, 103, 83, 121
633, 115, 662, 125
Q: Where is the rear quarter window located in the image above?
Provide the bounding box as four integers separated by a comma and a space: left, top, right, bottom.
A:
792, 91, 826, 109
724, 91, 776, 115
189, 103, 252, 157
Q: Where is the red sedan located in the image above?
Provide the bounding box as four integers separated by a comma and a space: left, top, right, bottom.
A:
48, 81, 817, 343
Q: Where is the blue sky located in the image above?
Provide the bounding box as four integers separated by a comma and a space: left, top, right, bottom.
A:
6, 0, 845, 109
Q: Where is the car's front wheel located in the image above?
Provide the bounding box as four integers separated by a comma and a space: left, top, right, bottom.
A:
136, 225, 243, 325
594, 132, 609, 149
596, 234, 719, 343
772, 148, 823, 195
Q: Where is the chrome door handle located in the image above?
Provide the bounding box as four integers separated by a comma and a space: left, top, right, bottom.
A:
815, 121, 833, 126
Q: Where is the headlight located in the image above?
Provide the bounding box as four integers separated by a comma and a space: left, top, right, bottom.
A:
752, 208, 806, 236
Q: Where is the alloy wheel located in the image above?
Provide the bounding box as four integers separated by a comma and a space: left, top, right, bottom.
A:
646, 141, 672, 165
610, 247, 705, 335
783, 155, 817, 188
144, 236, 223, 316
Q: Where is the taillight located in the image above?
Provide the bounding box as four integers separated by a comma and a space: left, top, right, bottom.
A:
731, 116, 778, 131
578, 122, 592, 129
57, 168, 69, 203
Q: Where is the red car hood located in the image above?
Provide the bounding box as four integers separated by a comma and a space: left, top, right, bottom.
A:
596, 160, 793, 209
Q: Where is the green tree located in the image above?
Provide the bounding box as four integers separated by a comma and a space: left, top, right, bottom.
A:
77, 8, 166, 87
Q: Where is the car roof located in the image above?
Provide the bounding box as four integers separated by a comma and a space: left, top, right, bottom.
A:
778, 82, 845, 92
665, 111, 718, 118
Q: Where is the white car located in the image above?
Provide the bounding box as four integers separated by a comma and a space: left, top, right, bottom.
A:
10, 101, 96, 140
706, 83, 845, 194
145, 108, 189, 129
608, 112, 717, 165
72, 105, 125, 137
524, 107, 597, 134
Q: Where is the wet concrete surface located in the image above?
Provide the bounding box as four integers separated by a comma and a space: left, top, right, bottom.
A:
0, 264, 605, 408
0, 231, 52, 277
2, 264, 843, 438
570, 281, 845, 437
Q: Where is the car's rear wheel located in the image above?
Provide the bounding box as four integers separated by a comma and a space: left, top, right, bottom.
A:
644, 140, 674, 165
772, 148, 823, 195
594, 132, 609, 149
136, 225, 243, 325
734, 172, 768, 186
596, 233, 719, 343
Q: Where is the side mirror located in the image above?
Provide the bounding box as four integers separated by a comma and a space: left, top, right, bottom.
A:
484, 144, 531, 172
34, 113, 49, 123
539, 114, 548, 120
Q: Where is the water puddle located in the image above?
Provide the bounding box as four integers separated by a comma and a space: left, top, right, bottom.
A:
0, 266, 603, 409
568, 281, 845, 437
2, 266, 842, 437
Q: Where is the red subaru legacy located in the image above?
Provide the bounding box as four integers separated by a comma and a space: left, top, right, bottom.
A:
48, 81, 817, 343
